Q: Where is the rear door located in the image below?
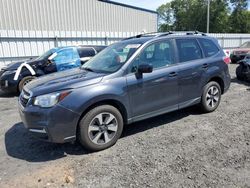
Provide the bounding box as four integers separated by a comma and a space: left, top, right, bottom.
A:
175, 38, 207, 108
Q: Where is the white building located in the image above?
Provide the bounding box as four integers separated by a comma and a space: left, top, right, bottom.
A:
0, 0, 158, 64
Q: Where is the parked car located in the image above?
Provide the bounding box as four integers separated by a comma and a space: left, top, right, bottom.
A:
230, 41, 250, 63
18, 32, 231, 151
236, 53, 250, 82
0, 45, 106, 93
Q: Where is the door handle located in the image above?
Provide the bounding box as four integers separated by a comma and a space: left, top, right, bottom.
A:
202, 63, 208, 69
169, 72, 178, 77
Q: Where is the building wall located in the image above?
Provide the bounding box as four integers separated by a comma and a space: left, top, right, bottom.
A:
0, 0, 158, 65
0, 0, 157, 33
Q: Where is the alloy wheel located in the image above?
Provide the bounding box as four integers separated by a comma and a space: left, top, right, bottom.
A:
88, 112, 118, 145
206, 86, 220, 108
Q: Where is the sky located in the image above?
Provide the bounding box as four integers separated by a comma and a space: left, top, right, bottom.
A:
112, 0, 171, 11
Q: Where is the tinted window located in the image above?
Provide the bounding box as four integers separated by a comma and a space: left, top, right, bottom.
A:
130, 40, 174, 72
198, 38, 219, 57
78, 48, 96, 57
176, 39, 202, 62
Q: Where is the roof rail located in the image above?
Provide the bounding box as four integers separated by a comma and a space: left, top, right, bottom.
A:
122, 31, 207, 41
122, 31, 174, 41
154, 31, 174, 38
186, 31, 207, 36
122, 32, 162, 41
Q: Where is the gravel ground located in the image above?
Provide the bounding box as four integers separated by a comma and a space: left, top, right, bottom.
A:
0, 64, 249, 188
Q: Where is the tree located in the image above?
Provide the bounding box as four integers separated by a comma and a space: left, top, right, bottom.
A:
157, 0, 231, 33
229, 0, 250, 33
157, 3, 174, 31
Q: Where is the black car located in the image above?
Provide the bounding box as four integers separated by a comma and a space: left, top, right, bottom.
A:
236, 53, 250, 82
230, 41, 250, 64
19, 32, 231, 151
0, 45, 106, 93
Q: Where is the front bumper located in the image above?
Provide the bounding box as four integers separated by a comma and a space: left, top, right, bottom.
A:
0, 71, 19, 93
18, 100, 80, 143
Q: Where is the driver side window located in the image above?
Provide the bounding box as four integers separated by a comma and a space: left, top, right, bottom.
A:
130, 40, 174, 73
52, 48, 79, 64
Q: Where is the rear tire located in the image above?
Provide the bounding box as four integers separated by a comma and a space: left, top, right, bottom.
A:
78, 105, 124, 151
200, 81, 221, 113
18, 76, 36, 92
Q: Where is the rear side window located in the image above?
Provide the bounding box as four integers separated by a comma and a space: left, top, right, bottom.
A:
198, 38, 219, 57
77, 48, 96, 57
176, 39, 202, 63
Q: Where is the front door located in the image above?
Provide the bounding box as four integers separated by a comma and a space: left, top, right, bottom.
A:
126, 39, 179, 120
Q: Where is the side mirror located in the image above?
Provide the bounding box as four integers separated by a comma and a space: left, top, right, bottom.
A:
138, 64, 153, 74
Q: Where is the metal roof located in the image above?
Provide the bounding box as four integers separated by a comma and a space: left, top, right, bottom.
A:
98, 0, 158, 14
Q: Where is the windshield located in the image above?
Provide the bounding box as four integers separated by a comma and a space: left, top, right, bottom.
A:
36, 48, 58, 61
240, 42, 250, 48
81, 41, 142, 73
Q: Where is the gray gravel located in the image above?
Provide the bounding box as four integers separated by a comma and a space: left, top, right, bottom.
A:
0, 64, 250, 188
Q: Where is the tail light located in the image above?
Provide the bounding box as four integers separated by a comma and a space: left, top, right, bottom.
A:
223, 56, 231, 64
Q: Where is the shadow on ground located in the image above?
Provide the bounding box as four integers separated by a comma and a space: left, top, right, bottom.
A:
5, 106, 201, 162
122, 106, 201, 138
231, 77, 250, 87
0, 90, 19, 98
5, 123, 88, 162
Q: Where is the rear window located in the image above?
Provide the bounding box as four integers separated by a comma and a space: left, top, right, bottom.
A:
77, 48, 96, 57
198, 38, 219, 57
176, 39, 202, 62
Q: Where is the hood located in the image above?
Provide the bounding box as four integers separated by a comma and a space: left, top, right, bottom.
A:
24, 68, 105, 96
4, 58, 42, 71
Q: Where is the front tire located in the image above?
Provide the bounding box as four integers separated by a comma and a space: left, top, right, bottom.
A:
78, 105, 124, 151
200, 81, 221, 113
18, 76, 36, 92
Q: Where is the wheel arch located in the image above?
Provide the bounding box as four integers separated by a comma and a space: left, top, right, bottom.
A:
76, 99, 128, 136
208, 76, 225, 94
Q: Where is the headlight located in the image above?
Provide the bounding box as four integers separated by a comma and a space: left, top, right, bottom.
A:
33, 91, 71, 108
2, 70, 16, 76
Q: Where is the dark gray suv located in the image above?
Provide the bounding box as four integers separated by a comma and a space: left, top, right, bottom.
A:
18, 32, 231, 151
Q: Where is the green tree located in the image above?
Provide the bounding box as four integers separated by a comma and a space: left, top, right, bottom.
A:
229, 0, 250, 33
157, 0, 230, 33
157, 3, 174, 31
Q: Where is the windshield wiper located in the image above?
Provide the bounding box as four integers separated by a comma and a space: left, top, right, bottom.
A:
81, 67, 95, 72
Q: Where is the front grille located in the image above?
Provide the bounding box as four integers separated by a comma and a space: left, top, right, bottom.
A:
20, 95, 29, 107
20, 89, 31, 107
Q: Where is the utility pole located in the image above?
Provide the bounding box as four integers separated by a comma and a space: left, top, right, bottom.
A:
207, 0, 210, 33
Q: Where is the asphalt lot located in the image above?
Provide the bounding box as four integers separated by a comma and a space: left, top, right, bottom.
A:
0, 64, 249, 188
